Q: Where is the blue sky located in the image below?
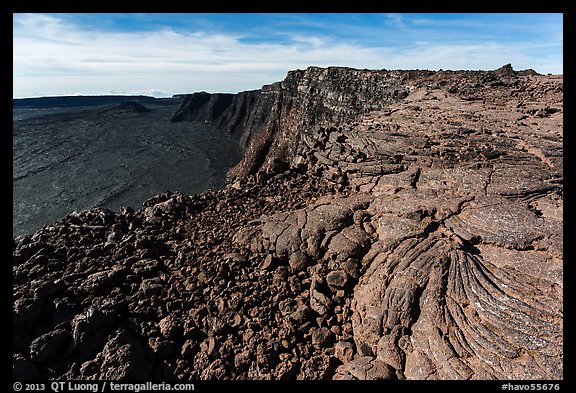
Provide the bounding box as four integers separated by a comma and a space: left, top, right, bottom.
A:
13, 13, 563, 98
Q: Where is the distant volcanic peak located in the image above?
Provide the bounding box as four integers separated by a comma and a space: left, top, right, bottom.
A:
98, 101, 151, 116
117, 101, 150, 113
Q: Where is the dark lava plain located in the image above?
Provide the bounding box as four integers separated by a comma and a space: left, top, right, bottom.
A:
13, 100, 242, 236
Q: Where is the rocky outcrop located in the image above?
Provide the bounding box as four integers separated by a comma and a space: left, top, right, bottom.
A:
13, 65, 563, 380
99, 101, 151, 115
116, 101, 151, 113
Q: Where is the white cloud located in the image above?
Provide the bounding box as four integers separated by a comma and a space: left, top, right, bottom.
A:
13, 14, 563, 98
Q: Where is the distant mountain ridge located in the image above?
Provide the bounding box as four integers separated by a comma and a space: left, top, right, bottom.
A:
13, 95, 161, 109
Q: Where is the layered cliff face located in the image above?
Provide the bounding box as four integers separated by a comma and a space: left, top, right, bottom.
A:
171, 67, 414, 177
13, 65, 563, 380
